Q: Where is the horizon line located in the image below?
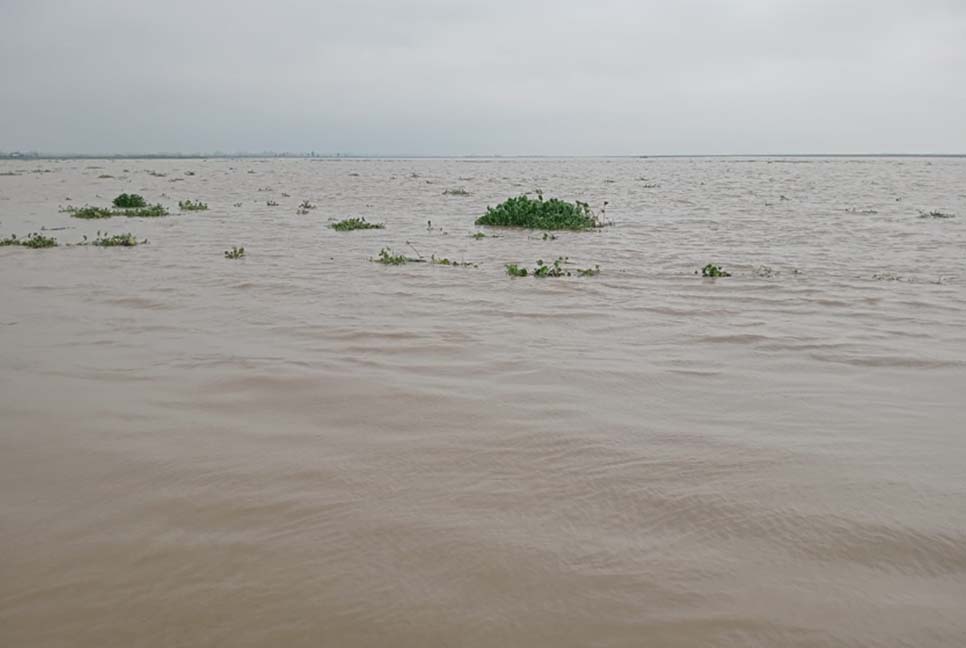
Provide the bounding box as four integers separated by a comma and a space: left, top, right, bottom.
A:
2, 152, 965, 160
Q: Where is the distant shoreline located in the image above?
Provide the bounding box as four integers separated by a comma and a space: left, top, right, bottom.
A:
2, 153, 965, 161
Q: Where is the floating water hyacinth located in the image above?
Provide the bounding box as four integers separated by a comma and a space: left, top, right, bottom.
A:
0, 232, 58, 248
701, 263, 731, 278
178, 199, 208, 211
112, 193, 146, 208
476, 194, 608, 230
505, 257, 599, 278
330, 217, 384, 231
92, 233, 141, 247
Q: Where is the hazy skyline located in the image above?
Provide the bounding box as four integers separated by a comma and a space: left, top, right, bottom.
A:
2, 0, 965, 155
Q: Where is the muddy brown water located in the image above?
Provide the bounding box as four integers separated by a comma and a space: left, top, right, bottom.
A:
1, 157, 965, 647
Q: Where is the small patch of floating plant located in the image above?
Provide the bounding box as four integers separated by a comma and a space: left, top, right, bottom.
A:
178, 199, 208, 211
700, 263, 731, 278
92, 233, 142, 247
476, 193, 608, 230
298, 200, 316, 210
533, 257, 569, 277
330, 217, 384, 231
224, 246, 245, 259
442, 187, 470, 196
371, 247, 424, 265
266, 200, 279, 207
68, 205, 114, 219
0, 233, 58, 248
430, 255, 477, 268
120, 204, 168, 217
505, 263, 528, 277
505, 257, 599, 278
113, 194, 145, 209
918, 210, 955, 219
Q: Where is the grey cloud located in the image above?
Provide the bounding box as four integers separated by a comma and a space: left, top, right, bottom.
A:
1, 0, 964, 154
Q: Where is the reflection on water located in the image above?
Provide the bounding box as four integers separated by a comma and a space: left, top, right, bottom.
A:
1, 157, 965, 647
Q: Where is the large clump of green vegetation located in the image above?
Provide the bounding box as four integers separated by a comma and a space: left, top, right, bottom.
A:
113, 193, 147, 208
178, 199, 208, 211
331, 217, 385, 231
1, 233, 58, 248
476, 194, 602, 230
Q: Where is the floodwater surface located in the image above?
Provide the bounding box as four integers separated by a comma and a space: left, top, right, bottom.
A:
1, 157, 965, 647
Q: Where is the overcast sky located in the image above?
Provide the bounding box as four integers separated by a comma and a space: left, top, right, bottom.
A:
1, 0, 964, 155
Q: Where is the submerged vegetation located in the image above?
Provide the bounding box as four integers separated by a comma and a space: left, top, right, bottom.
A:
224, 246, 246, 259
700, 263, 731, 278
178, 199, 208, 211
113, 193, 146, 208
442, 188, 470, 196
919, 210, 955, 219
0, 233, 58, 248
330, 217, 384, 231
476, 194, 606, 230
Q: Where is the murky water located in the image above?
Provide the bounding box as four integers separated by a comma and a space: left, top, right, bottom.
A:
2, 157, 965, 647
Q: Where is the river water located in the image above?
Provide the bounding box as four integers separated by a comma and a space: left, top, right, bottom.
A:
2, 157, 965, 647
